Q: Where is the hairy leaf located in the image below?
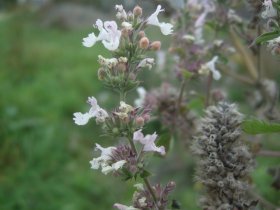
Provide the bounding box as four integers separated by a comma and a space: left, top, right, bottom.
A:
242, 119, 280, 134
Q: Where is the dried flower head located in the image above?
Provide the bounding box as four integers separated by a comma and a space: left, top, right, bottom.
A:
192, 102, 256, 209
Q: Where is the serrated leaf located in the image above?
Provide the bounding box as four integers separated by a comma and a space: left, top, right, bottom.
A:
242, 119, 280, 135
254, 31, 280, 45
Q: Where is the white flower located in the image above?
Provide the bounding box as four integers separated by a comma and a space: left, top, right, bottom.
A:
113, 203, 140, 210
147, 5, 173, 35
121, 21, 133, 30
82, 19, 121, 51
73, 112, 91, 125
182, 34, 195, 43
138, 197, 147, 207
118, 57, 128, 63
90, 144, 126, 175
137, 58, 155, 70
267, 36, 280, 54
133, 130, 166, 155
194, 2, 215, 44
199, 56, 221, 80
95, 108, 109, 123
134, 87, 146, 107
261, 0, 277, 19
101, 160, 127, 175
73, 96, 108, 125
82, 33, 97, 47
134, 183, 144, 191
115, 4, 127, 20
119, 101, 134, 113
90, 144, 115, 169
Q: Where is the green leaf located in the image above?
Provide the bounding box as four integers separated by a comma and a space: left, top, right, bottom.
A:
157, 132, 172, 154
140, 170, 151, 179
242, 119, 280, 135
187, 97, 204, 116
182, 70, 193, 80
254, 31, 280, 45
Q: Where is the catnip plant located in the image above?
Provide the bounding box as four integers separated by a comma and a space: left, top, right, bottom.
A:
72, 1, 280, 210
73, 4, 176, 210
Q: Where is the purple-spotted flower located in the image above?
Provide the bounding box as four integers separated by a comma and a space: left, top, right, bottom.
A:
90, 144, 126, 175
133, 130, 165, 155
261, 0, 277, 19
73, 96, 108, 125
82, 19, 121, 51
147, 5, 173, 35
199, 56, 221, 80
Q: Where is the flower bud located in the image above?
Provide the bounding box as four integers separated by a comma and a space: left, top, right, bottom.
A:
116, 63, 127, 73
121, 28, 130, 38
133, 5, 143, 17
112, 127, 119, 135
143, 114, 150, 122
138, 31, 146, 38
129, 73, 136, 80
150, 41, 161, 51
139, 37, 149, 49
135, 117, 144, 126
98, 68, 106, 80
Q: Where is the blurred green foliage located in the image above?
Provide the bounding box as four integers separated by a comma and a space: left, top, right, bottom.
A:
0, 8, 279, 210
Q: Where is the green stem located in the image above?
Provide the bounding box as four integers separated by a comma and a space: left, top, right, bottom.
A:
120, 91, 126, 102
205, 73, 213, 107
177, 78, 187, 111
127, 135, 137, 155
143, 177, 159, 210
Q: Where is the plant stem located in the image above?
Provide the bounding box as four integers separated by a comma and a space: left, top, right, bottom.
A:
218, 64, 255, 85
127, 135, 137, 155
205, 73, 213, 107
127, 135, 159, 209
144, 177, 159, 210
229, 27, 258, 81
257, 24, 262, 82
120, 91, 126, 102
257, 150, 280, 158
177, 78, 187, 111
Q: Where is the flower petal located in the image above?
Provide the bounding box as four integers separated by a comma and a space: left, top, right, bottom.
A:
73, 112, 92, 125
82, 33, 97, 47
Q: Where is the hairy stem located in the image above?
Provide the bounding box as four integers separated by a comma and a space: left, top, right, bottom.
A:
177, 78, 187, 111
218, 64, 255, 85
144, 177, 159, 210
257, 150, 280, 158
229, 26, 258, 81
205, 73, 213, 107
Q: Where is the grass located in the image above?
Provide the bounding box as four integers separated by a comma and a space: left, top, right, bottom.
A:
0, 9, 279, 210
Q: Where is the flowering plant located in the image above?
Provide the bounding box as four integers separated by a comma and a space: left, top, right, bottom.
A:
73, 1, 280, 210
74, 4, 176, 210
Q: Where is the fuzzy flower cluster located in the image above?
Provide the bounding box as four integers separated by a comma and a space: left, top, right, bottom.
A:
74, 4, 175, 209
192, 102, 256, 209
82, 4, 173, 93
83, 5, 172, 51
259, 0, 280, 55
114, 181, 176, 210
137, 83, 196, 140
73, 97, 108, 125
170, 1, 239, 81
